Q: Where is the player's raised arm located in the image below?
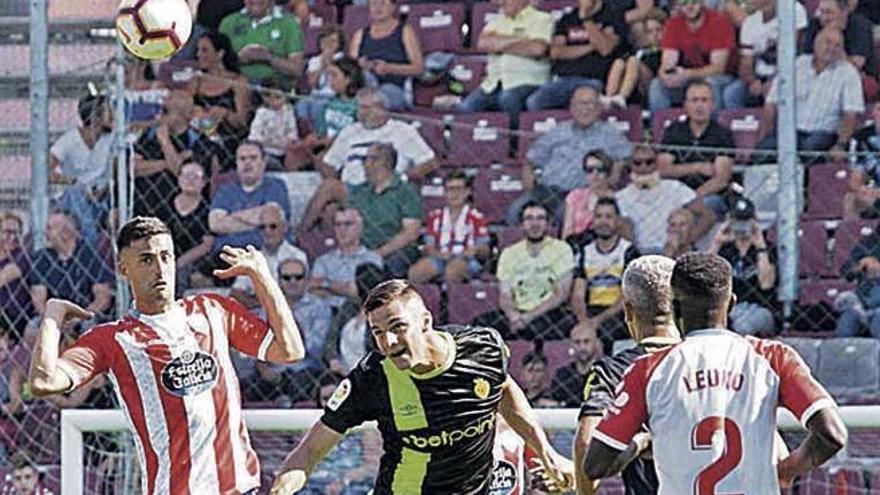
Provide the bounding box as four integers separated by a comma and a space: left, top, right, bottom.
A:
29, 298, 95, 396
271, 421, 343, 495
214, 245, 305, 362
777, 407, 848, 486
498, 376, 575, 491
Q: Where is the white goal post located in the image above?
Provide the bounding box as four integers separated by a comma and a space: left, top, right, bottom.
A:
60, 406, 880, 495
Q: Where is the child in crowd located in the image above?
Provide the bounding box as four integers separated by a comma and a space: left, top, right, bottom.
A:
297, 25, 345, 123
248, 77, 300, 170
602, 8, 667, 108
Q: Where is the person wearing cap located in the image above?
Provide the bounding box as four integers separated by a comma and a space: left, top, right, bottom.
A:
708, 198, 777, 335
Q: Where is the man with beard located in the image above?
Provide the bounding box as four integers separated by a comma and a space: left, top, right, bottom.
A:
28, 216, 306, 495
474, 201, 577, 341
570, 197, 640, 355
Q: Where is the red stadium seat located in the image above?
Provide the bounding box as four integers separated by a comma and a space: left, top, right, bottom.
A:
342, 5, 370, 40
717, 108, 762, 163
604, 105, 644, 143
469, 2, 499, 49
413, 55, 488, 107
798, 279, 855, 307
518, 109, 570, 159
494, 226, 524, 251
156, 59, 200, 90
798, 220, 832, 278
651, 108, 687, 143
832, 219, 878, 275
297, 229, 337, 261
805, 163, 849, 219
303, 6, 338, 56
419, 169, 453, 218
406, 109, 447, 157
473, 163, 524, 224
447, 282, 499, 324
506, 339, 532, 383
414, 283, 442, 321
816, 338, 880, 404
404, 3, 465, 53
446, 112, 510, 166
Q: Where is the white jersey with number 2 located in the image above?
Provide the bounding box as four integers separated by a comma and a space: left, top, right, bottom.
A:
593, 328, 836, 495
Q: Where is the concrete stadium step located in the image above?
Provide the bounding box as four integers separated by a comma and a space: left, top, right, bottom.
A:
0, 43, 114, 78
0, 97, 79, 133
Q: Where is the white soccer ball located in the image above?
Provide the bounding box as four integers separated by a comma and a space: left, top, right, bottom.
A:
116, 0, 193, 60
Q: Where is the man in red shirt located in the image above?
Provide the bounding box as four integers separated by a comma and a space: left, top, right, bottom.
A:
649, 0, 737, 112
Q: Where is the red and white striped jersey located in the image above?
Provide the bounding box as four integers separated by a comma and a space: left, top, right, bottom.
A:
58, 293, 272, 495
593, 328, 836, 495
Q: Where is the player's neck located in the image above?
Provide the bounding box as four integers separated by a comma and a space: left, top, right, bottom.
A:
410, 331, 448, 375
134, 298, 176, 316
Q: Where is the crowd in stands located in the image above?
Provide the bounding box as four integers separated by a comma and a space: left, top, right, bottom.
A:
5, 0, 880, 479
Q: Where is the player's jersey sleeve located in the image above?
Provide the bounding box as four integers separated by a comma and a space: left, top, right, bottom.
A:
321, 362, 376, 434
205, 294, 273, 360
593, 357, 651, 451
764, 341, 836, 425
579, 359, 618, 418
458, 325, 509, 383
57, 325, 114, 391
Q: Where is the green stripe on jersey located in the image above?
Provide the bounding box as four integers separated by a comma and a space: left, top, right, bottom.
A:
392, 447, 431, 493
381, 359, 429, 431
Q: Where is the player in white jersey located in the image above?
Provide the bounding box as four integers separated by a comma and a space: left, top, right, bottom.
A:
584, 252, 848, 494
28, 217, 306, 495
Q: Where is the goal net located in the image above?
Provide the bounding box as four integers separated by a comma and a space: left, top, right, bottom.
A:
55, 406, 880, 495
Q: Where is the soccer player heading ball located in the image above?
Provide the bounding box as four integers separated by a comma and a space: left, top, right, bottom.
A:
271, 279, 575, 494
29, 217, 306, 495
585, 252, 848, 494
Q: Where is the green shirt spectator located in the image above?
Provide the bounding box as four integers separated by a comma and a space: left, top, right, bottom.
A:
349, 175, 421, 249
219, 2, 304, 83
315, 98, 358, 138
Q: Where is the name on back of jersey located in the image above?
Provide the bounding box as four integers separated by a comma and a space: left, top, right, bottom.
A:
682, 368, 744, 393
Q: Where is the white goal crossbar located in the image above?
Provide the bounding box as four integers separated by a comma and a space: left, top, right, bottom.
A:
60, 406, 880, 495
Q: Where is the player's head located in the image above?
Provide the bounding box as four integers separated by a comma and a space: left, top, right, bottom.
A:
670, 252, 735, 334
116, 216, 176, 314
364, 279, 434, 371
622, 255, 677, 341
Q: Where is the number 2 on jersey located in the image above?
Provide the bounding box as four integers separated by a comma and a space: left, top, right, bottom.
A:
690, 416, 743, 495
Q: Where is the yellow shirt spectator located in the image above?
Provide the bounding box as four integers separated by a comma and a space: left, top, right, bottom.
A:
481, 6, 554, 92
497, 237, 575, 312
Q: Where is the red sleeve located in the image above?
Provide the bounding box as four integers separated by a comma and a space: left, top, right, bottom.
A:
756, 340, 835, 425
58, 325, 114, 390
425, 209, 441, 244
472, 210, 489, 239
705, 12, 736, 51
205, 294, 273, 360
593, 357, 651, 451
660, 16, 683, 51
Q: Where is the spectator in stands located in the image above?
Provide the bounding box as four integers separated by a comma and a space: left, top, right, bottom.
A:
658, 79, 735, 217
664, 207, 697, 258
348, 143, 423, 278
28, 210, 113, 317
49, 94, 113, 245
520, 344, 557, 407
191, 31, 251, 170
218, 0, 304, 85
722, 0, 808, 108
208, 140, 292, 266
755, 26, 864, 162
845, 101, 880, 219
803, 0, 877, 102
562, 150, 617, 242
409, 171, 490, 284
709, 198, 777, 335
1, 452, 52, 495
548, 324, 601, 407
326, 263, 387, 375
247, 77, 299, 170
603, 8, 667, 108
186, 0, 244, 59
297, 25, 345, 122
0, 212, 32, 336
525, 0, 629, 110
836, 223, 880, 338
132, 90, 217, 218
616, 145, 715, 253
349, 0, 424, 111
512, 86, 633, 225
157, 162, 214, 295
474, 201, 577, 340
278, 258, 332, 387
649, 0, 737, 112
230, 203, 308, 307
457, 0, 554, 126
310, 208, 382, 310
570, 197, 640, 353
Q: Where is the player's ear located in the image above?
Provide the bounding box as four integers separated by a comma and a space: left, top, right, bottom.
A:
116, 257, 128, 279
622, 301, 638, 339
727, 293, 737, 315
673, 299, 684, 332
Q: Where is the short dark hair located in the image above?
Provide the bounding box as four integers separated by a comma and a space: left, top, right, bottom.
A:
519, 200, 547, 223
370, 142, 397, 170
332, 57, 365, 98
444, 169, 471, 187
10, 451, 36, 471
237, 140, 265, 158
583, 149, 613, 173
671, 252, 732, 308
199, 31, 240, 73
685, 78, 713, 98
595, 196, 620, 216
116, 216, 172, 252
363, 278, 421, 313
317, 24, 345, 51
78, 94, 107, 126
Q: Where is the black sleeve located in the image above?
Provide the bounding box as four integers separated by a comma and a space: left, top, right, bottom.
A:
320, 365, 375, 434
624, 245, 641, 267
715, 125, 736, 157
133, 129, 162, 160
480, 326, 510, 381
553, 12, 574, 37
578, 359, 617, 418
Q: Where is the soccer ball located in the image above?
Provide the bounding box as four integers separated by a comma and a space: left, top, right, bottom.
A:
116, 0, 193, 60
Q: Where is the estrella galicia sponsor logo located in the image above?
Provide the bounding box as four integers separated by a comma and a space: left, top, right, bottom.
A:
401, 415, 495, 450
488, 459, 517, 495
160, 350, 218, 397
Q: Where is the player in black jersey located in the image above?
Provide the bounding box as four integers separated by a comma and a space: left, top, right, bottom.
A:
271, 279, 574, 494
574, 255, 680, 495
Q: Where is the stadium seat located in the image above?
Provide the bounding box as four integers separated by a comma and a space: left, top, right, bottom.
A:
517, 109, 570, 159
537, 0, 577, 21
447, 282, 498, 324
406, 108, 447, 156
832, 219, 878, 276
651, 108, 687, 143
797, 220, 833, 278
414, 54, 488, 107
342, 5, 370, 40
419, 169, 453, 217
805, 163, 849, 220
404, 3, 465, 53
717, 108, 762, 163
798, 279, 855, 308
494, 226, 524, 251
156, 59, 200, 90
414, 283, 442, 322
780, 337, 822, 374
506, 339, 532, 383
472, 163, 524, 224
605, 105, 644, 143
851, 432, 880, 460
468, 2, 500, 49
816, 338, 880, 403
303, 6, 339, 56
296, 229, 337, 261
446, 112, 510, 166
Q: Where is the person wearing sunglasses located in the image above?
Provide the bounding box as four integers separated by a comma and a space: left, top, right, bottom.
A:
561, 150, 617, 241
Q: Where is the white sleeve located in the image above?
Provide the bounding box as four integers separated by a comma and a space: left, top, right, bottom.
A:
676, 182, 697, 207
795, 3, 807, 30
50, 131, 72, 162
396, 122, 436, 168
322, 128, 353, 171
842, 66, 866, 114
306, 55, 322, 73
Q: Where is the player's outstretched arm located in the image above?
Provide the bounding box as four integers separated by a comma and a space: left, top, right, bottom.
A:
777, 407, 848, 486
498, 377, 574, 491
573, 416, 602, 495
214, 245, 305, 363
271, 420, 343, 495
29, 299, 95, 397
